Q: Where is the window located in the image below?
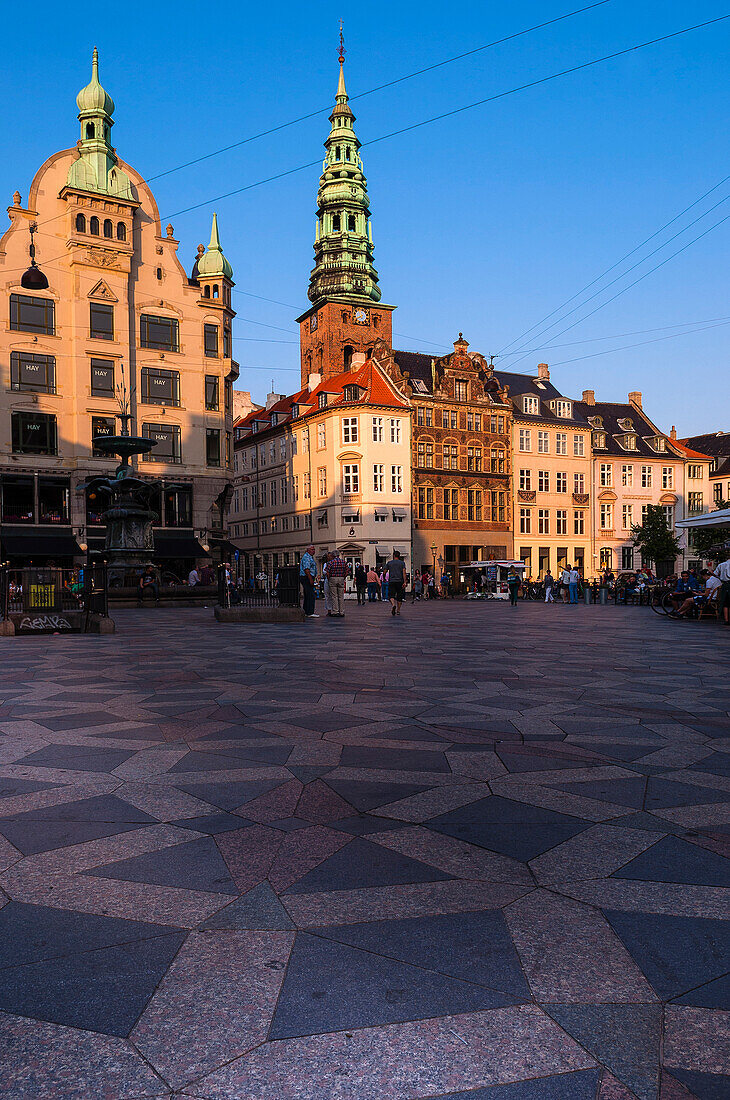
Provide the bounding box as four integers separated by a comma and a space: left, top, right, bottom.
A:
374, 509, 387, 523
117, 222, 126, 241
593, 431, 606, 449
37, 477, 70, 524
342, 417, 358, 444
651, 436, 667, 452
269, 441, 276, 462
519, 429, 532, 451
599, 547, 613, 570
260, 482, 267, 507
519, 469, 531, 491
622, 504, 633, 530
89, 302, 114, 340
417, 442, 425, 468
91, 415, 115, 457
343, 384, 359, 401
519, 508, 531, 534
454, 380, 468, 401
523, 395, 539, 415
343, 463, 359, 493
205, 375, 219, 410
556, 510, 567, 535
2, 476, 35, 524
418, 486, 434, 519
538, 471, 550, 493
467, 446, 482, 471
444, 487, 459, 520
574, 510, 585, 535
90, 216, 99, 235
641, 465, 652, 488
389, 418, 402, 443
556, 471, 567, 493
10, 352, 55, 394
442, 444, 459, 470
599, 463, 613, 487
663, 504, 675, 526
491, 490, 506, 522
11, 412, 57, 455
622, 464, 633, 487
554, 400, 572, 418
490, 447, 505, 473
204, 324, 219, 357
318, 393, 328, 410
662, 467, 674, 490
391, 465, 403, 493
417, 406, 424, 426
347, 215, 356, 231
140, 367, 180, 407
223, 328, 231, 357
317, 423, 326, 448
538, 509, 550, 534
372, 416, 383, 442
714, 482, 723, 503
293, 474, 300, 501
10, 294, 55, 335
141, 424, 181, 463
140, 314, 179, 351
688, 492, 704, 515
164, 486, 192, 527
467, 489, 482, 521
76, 213, 86, 232
555, 432, 567, 455
102, 219, 112, 239
318, 467, 327, 497
600, 503, 613, 529
205, 429, 221, 467
88, 358, 114, 397
622, 546, 634, 570
538, 431, 549, 453
573, 434, 585, 457
619, 433, 637, 451
425, 407, 432, 427
573, 473, 585, 494
302, 429, 309, 453
490, 414, 497, 433
687, 464, 702, 479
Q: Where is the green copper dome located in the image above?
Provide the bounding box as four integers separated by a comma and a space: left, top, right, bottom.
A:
76, 48, 115, 117
197, 213, 233, 280
307, 57, 381, 306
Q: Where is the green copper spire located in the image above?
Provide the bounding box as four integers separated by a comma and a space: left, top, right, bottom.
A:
307, 50, 381, 306
198, 213, 234, 280
67, 48, 132, 198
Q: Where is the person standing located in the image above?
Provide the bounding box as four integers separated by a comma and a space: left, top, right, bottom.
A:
713, 553, 730, 626
322, 551, 334, 617
544, 569, 555, 603
188, 565, 200, 587
427, 571, 436, 599
560, 564, 571, 604
299, 544, 318, 618
366, 566, 380, 602
411, 572, 423, 603
568, 565, 580, 604
354, 563, 367, 605
386, 550, 407, 616
326, 551, 350, 617
441, 569, 451, 598
507, 566, 520, 606
380, 568, 389, 602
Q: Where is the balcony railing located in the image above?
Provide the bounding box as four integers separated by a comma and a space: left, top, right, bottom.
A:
572, 493, 590, 505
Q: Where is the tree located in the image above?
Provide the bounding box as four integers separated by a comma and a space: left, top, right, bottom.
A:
631, 504, 681, 568
687, 498, 730, 560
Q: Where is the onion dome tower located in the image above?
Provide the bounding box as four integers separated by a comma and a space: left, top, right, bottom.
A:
66, 48, 133, 198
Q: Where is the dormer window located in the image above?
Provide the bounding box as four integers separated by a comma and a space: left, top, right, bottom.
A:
588, 415, 604, 429
551, 399, 573, 418
291, 404, 299, 419
593, 431, 607, 449
523, 395, 539, 415
618, 417, 634, 431
618, 433, 638, 451
648, 435, 667, 452
343, 384, 360, 402
318, 393, 328, 409
270, 413, 278, 426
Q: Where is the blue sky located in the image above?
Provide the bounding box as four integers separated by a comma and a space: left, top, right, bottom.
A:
2, 0, 729, 434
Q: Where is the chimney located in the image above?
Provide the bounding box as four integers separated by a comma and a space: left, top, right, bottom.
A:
265, 391, 284, 410
537, 363, 550, 380
670, 425, 676, 440
351, 352, 367, 370
307, 372, 321, 393
582, 389, 595, 405
628, 390, 642, 409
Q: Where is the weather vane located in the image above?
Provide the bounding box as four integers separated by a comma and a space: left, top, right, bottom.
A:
338, 20, 345, 63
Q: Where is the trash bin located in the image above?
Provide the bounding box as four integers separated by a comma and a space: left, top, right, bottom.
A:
598, 585, 609, 605
584, 586, 593, 605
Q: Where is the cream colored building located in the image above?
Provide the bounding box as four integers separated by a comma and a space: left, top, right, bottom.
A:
229, 357, 412, 580
0, 51, 237, 570
496, 364, 593, 579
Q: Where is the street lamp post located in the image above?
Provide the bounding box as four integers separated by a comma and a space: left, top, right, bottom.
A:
430, 543, 437, 591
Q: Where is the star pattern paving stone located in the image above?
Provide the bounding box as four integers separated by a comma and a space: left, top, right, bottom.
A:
0, 601, 727, 1099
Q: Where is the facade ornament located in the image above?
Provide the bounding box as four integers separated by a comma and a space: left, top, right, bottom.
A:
166, 223, 174, 238
12, 191, 21, 207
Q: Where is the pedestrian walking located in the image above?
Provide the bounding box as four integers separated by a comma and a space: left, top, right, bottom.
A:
380, 569, 389, 602
300, 544, 318, 618
569, 565, 580, 604
354, 563, 367, 605
386, 550, 407, 616
322, 551, 334, 617
366, 566, 380, 602
544, 569, 555, 603
326, 551, 350, 617
560, 565, 571, 604
507, 566, 520, 606
411, 573, 423, 603
713, 553, 730, 626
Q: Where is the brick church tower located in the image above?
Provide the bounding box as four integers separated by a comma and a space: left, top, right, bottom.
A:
297, 45, 395, 386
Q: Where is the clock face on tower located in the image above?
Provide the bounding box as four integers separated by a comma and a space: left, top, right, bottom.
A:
310, 313, 318, 332
353, 307, 369, 325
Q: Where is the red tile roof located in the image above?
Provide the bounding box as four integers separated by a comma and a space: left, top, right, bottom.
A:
672, 440, 713, 461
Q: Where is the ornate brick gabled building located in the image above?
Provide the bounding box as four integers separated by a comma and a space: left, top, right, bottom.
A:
371, 335, 513, 579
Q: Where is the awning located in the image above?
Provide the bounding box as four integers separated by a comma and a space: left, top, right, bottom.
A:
676, 508, 730, 529
153, 531, 208, 558
0, 526, 82, 558
374, 508, 389, 517
392, 508, 408, 518
342, 509, 360, 522
392, 546, 409, 557
317, 509, 328, 520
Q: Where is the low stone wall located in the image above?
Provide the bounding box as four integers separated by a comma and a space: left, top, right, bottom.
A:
214, 606, 305, 625
4, 612, 115, 635
109, 584, 218, 609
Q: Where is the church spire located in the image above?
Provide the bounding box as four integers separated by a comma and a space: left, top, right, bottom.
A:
306, 40, 381, 306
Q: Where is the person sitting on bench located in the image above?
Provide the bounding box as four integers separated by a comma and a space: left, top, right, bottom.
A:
137, 566, 159, 605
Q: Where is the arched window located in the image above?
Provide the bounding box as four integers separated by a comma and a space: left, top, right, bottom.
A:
490, 446, 505, 473
75, 213, 86, 233
89, 216, 100, 236
348, 215, 356, 232
335, 145, 341, 161
156, 267, 163, 281
85, 122, 95, 139
103, 219, 113, 239
343, 345, 354, 371
212, 285, 219, 299
116, 222, 126, 241
332, 214, 341, 232
203, 285, 210, 298
345, 147, 351, 161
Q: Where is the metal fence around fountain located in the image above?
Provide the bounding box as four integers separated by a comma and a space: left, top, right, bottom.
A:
0, 562, 109, 623
216, 565, 300, 610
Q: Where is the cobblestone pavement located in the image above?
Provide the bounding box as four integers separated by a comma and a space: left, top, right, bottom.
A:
0, 601, 728, 1099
